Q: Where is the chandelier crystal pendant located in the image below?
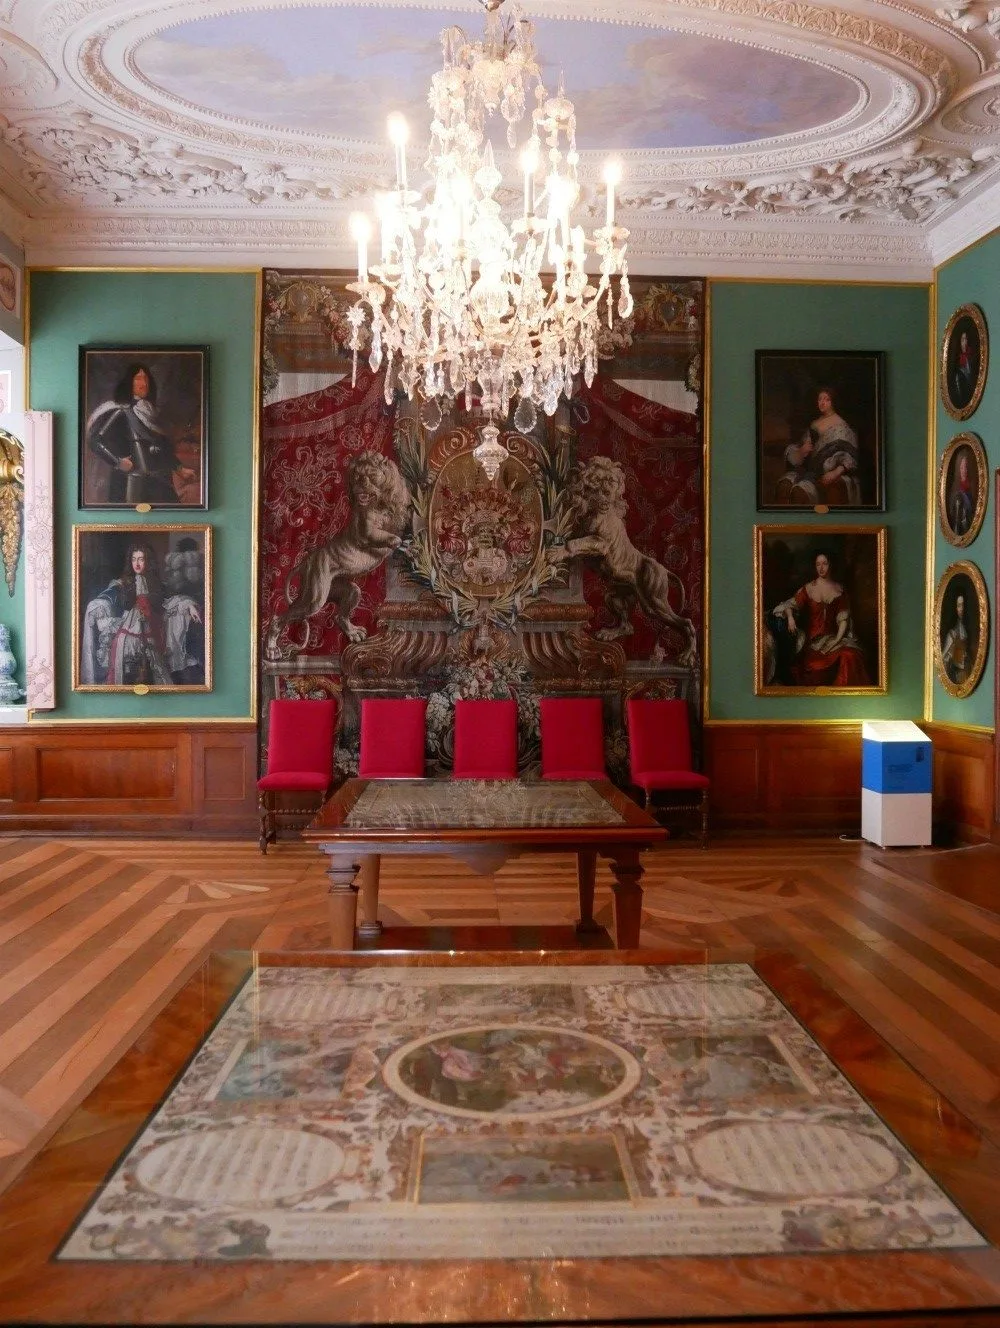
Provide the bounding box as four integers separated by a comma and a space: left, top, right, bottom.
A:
346, 0, 632, 478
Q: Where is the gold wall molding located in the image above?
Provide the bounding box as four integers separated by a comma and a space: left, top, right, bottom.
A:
921, 718, 996, 735
25, 714, 255, 726
704, 717, 863, 726
701, 278, 713, 722
24, 265, 262, 725
924, 277, 938, 721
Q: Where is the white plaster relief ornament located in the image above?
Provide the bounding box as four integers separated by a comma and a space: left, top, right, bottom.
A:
0, 0, 998, 268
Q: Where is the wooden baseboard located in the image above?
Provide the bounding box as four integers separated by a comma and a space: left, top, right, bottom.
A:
0, 722, 258, 835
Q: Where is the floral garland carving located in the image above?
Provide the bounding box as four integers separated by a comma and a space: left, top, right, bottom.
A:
0, 429, 24, 598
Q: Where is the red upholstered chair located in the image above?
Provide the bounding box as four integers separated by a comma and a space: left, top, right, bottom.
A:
359, 697, 427, 778
539, 696, 607, 780
627, 697, 710, 846
452, 698, 518, 779
257, 698, 337, 854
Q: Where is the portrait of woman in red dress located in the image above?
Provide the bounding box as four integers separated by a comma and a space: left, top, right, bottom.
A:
773, 551, 870, 687
757, 528, 885, 694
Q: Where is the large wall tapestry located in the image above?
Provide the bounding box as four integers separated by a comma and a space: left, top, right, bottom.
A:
259, 271, 704, 777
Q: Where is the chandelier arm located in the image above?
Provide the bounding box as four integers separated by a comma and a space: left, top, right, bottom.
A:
349, 0, 629, 466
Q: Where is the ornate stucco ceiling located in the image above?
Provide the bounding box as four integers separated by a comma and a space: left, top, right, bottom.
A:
1, 0, 999, 276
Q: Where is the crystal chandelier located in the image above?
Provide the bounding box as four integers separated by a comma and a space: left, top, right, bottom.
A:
346, 0, 631, 480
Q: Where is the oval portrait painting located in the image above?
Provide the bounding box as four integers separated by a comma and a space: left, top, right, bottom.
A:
938, 433, 988, 548
933, 561, 990, 699
941, 304, 988, 421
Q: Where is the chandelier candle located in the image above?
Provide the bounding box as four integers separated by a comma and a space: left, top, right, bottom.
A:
604, 161, 621, 228
387, 113, 409, 191
347, 0, 632, 478
349, 213, 371, 285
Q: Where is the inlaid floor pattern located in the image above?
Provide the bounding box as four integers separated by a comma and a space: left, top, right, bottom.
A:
1, 834, 1000, 1196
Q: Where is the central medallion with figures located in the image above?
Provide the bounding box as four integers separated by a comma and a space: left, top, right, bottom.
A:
383, 1023, 641, 1121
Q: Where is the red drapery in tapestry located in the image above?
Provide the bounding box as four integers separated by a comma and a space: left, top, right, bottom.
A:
260, 368, 395, 656
576, 372, 702, 661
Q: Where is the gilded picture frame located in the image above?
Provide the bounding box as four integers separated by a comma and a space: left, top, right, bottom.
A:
754, 525, 887, 696
78, 345, 209, 510
938, 432, 988, 548
940, 304, 988, 422
72, 524, 212, 693
755, 350, 886, 511
933, 559, 989, 700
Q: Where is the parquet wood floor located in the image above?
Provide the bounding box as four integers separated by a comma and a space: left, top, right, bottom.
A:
4, 949, 1000, 1327
1, 832, 1000, 1207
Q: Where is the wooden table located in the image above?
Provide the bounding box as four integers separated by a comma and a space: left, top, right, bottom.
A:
302, 778, 667, 950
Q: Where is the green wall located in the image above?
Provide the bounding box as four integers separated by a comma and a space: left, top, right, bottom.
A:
21, 270, 936, 727
28, 270, 257, 719
933, 235, 999, 730
709, 280, 930, 720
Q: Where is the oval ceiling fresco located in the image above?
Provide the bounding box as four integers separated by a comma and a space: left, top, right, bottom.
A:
132, 5, 862, 150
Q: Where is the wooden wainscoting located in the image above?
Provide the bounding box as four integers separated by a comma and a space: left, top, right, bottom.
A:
0, 722, 258, 835
704, 722, 862, 834
920, 722, 996, 844
703, 721, 995, 840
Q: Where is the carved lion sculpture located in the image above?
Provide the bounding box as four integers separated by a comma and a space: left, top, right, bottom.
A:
556, 455, 698, 666
267, 450, 410, 655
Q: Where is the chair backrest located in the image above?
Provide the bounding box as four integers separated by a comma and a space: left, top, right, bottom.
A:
359, 697, 427, 778
266, 698, 337, 777
627, 698, 693, 776
453, 698, 518, 779
539, 696, 606, 780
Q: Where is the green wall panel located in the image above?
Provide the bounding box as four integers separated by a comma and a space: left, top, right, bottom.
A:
709, 280, 930, 721
934, 235, 999, 729
29, 270, 257, 719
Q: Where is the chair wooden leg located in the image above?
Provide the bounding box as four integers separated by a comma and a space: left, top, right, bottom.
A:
258, 793, 270, 855
700, 789, 710, 848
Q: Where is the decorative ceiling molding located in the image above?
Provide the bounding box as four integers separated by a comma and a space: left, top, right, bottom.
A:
71, 0, 946, 170
927, 157, 1000, 257
0, 32, 58, 107
0, 0, 996, 273
0, 188, 26, 246
935, 0, 1000, 59
0, 110, 374, 206
25, 207, 931, 268
619, 136, 1000, 221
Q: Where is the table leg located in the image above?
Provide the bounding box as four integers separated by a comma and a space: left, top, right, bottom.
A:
357, 854, 383, 940
609, 848, 644, 949
326, 853, 360, 950
575, 849, 601, 935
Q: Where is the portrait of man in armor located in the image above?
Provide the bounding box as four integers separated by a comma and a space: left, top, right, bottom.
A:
80, 346, 207, 508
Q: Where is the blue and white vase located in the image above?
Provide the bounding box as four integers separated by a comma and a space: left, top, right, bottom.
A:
0, 624, 25, 704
